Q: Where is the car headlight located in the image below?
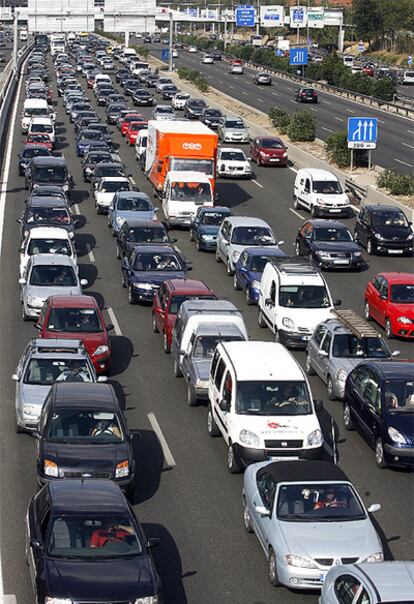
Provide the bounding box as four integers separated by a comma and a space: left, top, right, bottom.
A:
201, 234, 215, 241
115, 215, 125, 225
397, 316, 411, 324
260, 151, 268, 157
374, 232, 385, 240
316, 197, 326, 206
388, 427, 407, 444
284, 554, 317, 569
115, 460, 129, 478
232, 251, 241, 261
85, 167, 92, 173
27, 294, 43, 306
134, 597, 158, 604
93, 345, 109, 357
195, 378, 209, 389
44, 459, 59, 478
134, 282, 153, 290
307, 429, 323, 447
316, 250, 331, 259
23, 404, 39, 416
282, 152, 288, 158
364, 552, 384, 563
407, 233, 413, 240
282, 317, 295, 331
45, 598, 73, 604
250, 280, 261, 291
239, 429, 260, 448
353, 251, 362, 256
336, 368, 347, 383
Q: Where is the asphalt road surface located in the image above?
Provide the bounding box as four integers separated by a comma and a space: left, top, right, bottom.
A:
149, 43, 414, 174
0, 50, 413, 604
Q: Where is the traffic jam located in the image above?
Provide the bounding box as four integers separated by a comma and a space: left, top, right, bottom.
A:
9, 31, 414, 603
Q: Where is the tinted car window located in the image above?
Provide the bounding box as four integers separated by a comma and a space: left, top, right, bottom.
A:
47, 410, 123, 443
46, 308, 102, 333
28, 239, 70, 256
133, 253, 183, 271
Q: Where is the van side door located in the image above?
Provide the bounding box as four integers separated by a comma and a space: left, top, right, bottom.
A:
215, 369, 233, 441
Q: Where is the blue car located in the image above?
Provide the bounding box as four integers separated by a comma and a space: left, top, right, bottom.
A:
76, 129, 108, 157
234, 247, 286, 305
189, 206, 232, 251
108, 191, 158, 234
121, 244, 191, 303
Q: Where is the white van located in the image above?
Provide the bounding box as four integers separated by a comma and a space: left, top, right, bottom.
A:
21, 99, 54, 133
121, 48, 137, 63
293, 168, 351, 217
135, 128, 148, 168
257, 256, 340, 348
343, 56, 354, 68
207, 341, 324, 472
162, 171, 214, 228
131, 61, 150, 77
19, 29, 28, 42
28, 116, 55, 144
402, 70, 414, 85
93, 73, 112, 90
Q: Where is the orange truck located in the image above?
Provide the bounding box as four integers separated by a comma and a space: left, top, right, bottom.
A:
145, 120, 218, 197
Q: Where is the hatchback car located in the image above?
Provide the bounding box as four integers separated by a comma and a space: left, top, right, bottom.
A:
132, 88, 154, 106
116, 219, 174, 259
234, 247, 286, 305
364, 272, 414, 339
172, 92, 190, 110
217, 147, 252, 179
354, 205, 413, 256
190, 206, 233, 251
200, 108, 224, 130
18, 198, 77, 240
25, 156, 73, 193
108, 191, 156, 234
18, 145, 51, 176
151, 104, 176, 121
243, 460, 382, 590
161, 84, 179, 100
295, 87, 318, 103
94, 177, 132, 214
254, 72, 272, 85
90, 161, 126, 189
218, 117, 249, 144
19, 226, 76, 278
183, 98, 208, 120
250, 136, 288, 167
343, 360, 414, 468
76, 128, 106, 157
26, 480, 162, 603
125, 120, 148, 146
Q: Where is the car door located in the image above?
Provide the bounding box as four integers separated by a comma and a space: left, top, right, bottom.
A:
153, 282, 166, 333
375, 276, 389, 327
250, 138, 259, 161
360, 368, 381, 445
214, 369, 233, 441
250, 472, 276, 553
309, 324, 327, 377
301, 177, 311, 209
210, 353, 226, 434
298, 222, 312, 255
236, 250, 249, 290
368, 275, 385, 324
217, 220, 230, 262
357, 208, 370, 247
314, 330, 332, 382
181, 331, 196, 381
347, 365, 371, 429
27, 488, 50, 592
122, 248, 135, 287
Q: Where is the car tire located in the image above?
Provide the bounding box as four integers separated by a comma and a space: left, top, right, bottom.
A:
152, 314, 159, 333
293, 195, 300, 209
128, 285, 135, 304
258, 309, 267, 328
311, 205, 318, 218
189, 230, 194, 242
327, 376, 336, 401
22, 306, 29, 321
121, 271, 126, 288
207, 405, 220, 437
305, 353, 316, 375
163, 333, 170, 354
367, 239, 374, 255
364, 300, 371, 321
375, 437, 387, 468
215, 249, 222, 263
173, 358, 182, 377
245, 288, 253, 305
227, 442, 241, 474
16, 422, 24, 434
243, 499, 253, 533
343, 403, 354, 431
385, 318, 393, 339
233, 274, 241, 290
268, 548, 281, 587
226, 259, 234, 276
187, 385, 198, 407
196, 238, 202, 252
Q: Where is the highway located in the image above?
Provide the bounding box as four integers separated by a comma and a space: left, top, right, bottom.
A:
0, 47, 413, 604
149, 43, 414, 174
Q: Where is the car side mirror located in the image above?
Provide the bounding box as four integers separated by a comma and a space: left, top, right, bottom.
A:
106, 323, 114, 331
34, 323, 42, 330
97, 376, 108, 383
16, 218, 23, 224
265, 298, 273, 307
80, 278, 88, 286
186, 266, 193, 272
219, 398, 230, 412
30, 538, 42, 550
147, 537, 160, 549
277, 240, 284, 246
313, 399, 323, 412
12, 373, 19, 381
318, 350, 328, 357
391, 350, 401, 357
254, 505, 270, 517
333, 299, 342, 307
367, 503, 381, 514
18, 278, 26, 284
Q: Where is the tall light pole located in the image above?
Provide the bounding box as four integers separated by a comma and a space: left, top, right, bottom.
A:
169, 9, 173, 72
13, 9, 19, 74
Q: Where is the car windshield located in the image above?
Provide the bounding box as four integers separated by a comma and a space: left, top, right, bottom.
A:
226, 120, 245, 129
313, 227, 353, 241
34, 167, 66, 183
190, 100, 206, 108
97, 166, 124, 178
390, 283, 414, 303
101, 181, 130, 193
117, 196, 151, 211
24, 358, 93, 385
373, 211, 409, 228
279, 285, 330, 308
249, 254, 276, 272
193, 335, 243, 358
312, 180, 342, 194
47, 409, 123, 443
81, 130, 102, 140
236, 381, 312, 415
156, 107, 174, 114
108, 105, 125, 113
87, 153, 112, 164
46, 307, 102, 333
29, 265, 77, 286
47, 515, 142, 559
127, 227, 168, 243
201, 211, 228, 226
205, 110, 222, 117
169, 294, 215, 315
276, 483, 366, 521
385, 380, 414, 412
31, 124, 52, 133
28, 134, 51, 144
170, 182, 211, 202
332, 334, 389, 358
133, 253, 183, 271
28, 238, 70, 256
23, 148, 50, 159
231, 226, 275, 245
221, 151, 246, 161
27, 207, 71, 224
260, 139, 283, 149
170, 158, 213, 176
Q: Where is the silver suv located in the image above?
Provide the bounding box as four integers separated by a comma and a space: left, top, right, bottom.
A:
305, 309, 397, 400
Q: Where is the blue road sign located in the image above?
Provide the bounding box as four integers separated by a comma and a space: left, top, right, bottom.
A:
408, 55, 413, 65
289, 47, 308, 66
347, 117, 378, 149
358, 40, 365, 52
235, 5, 256, 27
275, 48, 284, 57
161, 48, 170, 62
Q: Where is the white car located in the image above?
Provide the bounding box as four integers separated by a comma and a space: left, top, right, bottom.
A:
202, 55, 214, 64
293, 168, 351, 218
94, 177, 132, 214
172, 92, 190, 110
28, 117, 55, 144
229, 62, 244, 74
20, 227, 77, 278
172, 49, 178, 58
217, 147, 252, 179
151, 105, 176, 121
188, 46, 197, 53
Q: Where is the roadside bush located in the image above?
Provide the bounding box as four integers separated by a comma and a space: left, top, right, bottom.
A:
268, 106, 290, 134
377, 170, 414, 196
371, 77, 396, 101
177, 66, 191, 79
177, 66, 209, 93
325, 131, 351, 167
287, 110, 316, 142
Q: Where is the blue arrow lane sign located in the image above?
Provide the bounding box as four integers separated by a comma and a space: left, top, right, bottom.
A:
289, 47, 308, 66
347, 117, 378, 149
161, 48, 170, 62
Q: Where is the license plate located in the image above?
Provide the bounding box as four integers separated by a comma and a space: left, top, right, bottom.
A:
320, 572, 327, 583
328, 209, 342, 213
270, 158, 280, 162
333, 259, 349, 264
388, 249, 403, 254
269, 456, 299, 462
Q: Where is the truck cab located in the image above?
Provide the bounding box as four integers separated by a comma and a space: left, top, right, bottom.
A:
162, 171, 214, 229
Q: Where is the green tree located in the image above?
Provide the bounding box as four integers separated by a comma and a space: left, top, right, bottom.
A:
353, 0, 383, 46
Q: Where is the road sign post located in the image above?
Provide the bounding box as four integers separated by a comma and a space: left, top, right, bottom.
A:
348, 117, 378, 172
408, 56, 413, 65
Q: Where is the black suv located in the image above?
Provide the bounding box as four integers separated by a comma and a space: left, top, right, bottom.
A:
295, 87, 318, 103
354, 205, 413, 256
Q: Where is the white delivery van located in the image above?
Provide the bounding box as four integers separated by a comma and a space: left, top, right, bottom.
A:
122, 48, 137, 63
402, 70, 414, 85
131, 61, 150, 76
207, 341, 324, 472
293, 168, 351, 217
162, 171, 214, 228
21, 99, 54, 133
135, 128, 148, 168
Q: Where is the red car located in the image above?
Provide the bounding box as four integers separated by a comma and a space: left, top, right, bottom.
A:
152, 279, 216, 352
120, 113, 145, 136
364, 272, 414, 339
250, 136, 288, 167
126, 121, 148, 146
25, 133, 53, 151
362, 65, 374, 76
35, 295, 114, 373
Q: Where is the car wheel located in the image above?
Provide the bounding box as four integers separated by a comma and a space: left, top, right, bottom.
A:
187, 385, 198, 407
327, 376, 336, 401
375, 437, 388, 468
16, 421, 24, 434
364, 300, 371, 321
227, 442, 241, 474
245, 288, 253, 305
233, 274, 241, 290
226, 258, 234, 276
121, 271, 126, 288
305, 353, 316, 375
152, 313, 159, 333
268, 548, 281, 587
295, 242, 301, 256
215, 249, 222, 263
196, 238, 202, 252
128, 285, 135, 304
22, 306, 29, 321
385, 318, 393, 339
343, 403, 354, 431
293, 195, 300, 209
163, 332, 170, 354
173, 358, 182, 377
258, 309, 267, 328
207, 405, 220, 437
243, 499, 253, 533
311, 205, 318, 218
189, 230, 194, 242
367, 239, 374, 255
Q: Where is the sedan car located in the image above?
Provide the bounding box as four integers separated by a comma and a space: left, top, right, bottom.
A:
254, 72, 272, 85
106, 102, 128, 125
364, 272, 414, 339
200, 108, 224, 130
76, 128, 106, 157
190, 206, 233, 251
234, 247, 286, 305
161, 84, 179, 100
116, 219, 174, 259
354, 205, 413, 256
250, 136, 288, 166
25, 480, 162, 603
218, 117, 249, 144
243, 460, 383, 590
295, 87, 318, 103
295, 220, 364, 270
125, 120, 148, 146
172, 92, 190, 110
108, 191, 157, 234
217, 147, 252, 179
94, 177, 132, 214
183, 98, 208, 120
343, 360, 414, 468
19, 226, 76, 277
202, 54, 214, 64
132, 88, 154, 106
229, 61, 244, 74
18, 145, 51, 176
151, 104, 176, 121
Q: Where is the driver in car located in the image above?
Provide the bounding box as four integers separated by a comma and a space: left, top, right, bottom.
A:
90, 519, 133, 548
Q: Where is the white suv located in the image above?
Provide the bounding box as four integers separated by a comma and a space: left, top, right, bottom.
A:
207, 340, 324, 473
293, 168, 351, 217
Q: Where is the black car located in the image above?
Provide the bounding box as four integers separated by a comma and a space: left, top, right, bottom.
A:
116, 219, 175, 259
124, 79, 141, 96
26, 480, 162, 604
29, 185, 71, 207
116, 68, 130, 83
17, 198, 77, 240
87, 122, 114, 147
354, 205, 413, 256
96, 87, 116, 106
73, 111, 98, 130
106, 102, 128, 124
200, 108, 224, 130
76, 129, 106, 157
133, 88, 154, 106
18, 145, 51, 176
295, 87, 318, 103
295, 219, 364, 270
74, 115, 100, 133
161, 84, 179, 100
25, 156, 73, 193
106, 93, 125, 106
36, 382, 135, 491
183, 98, 208, 119
212, 51, 222, 61
82, 150, 118, 182
91, 162, 126, 189
344, 360, 414, 468
146, 73, 160, 87
254, 72, 272, 85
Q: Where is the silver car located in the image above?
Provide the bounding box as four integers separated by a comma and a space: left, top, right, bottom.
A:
218, 117, 249, 144
19, 254, 87, 320
243, 460, 383, 591
13, 338, 105, 432
305, 311, 398, 400
320, 561, 414, 603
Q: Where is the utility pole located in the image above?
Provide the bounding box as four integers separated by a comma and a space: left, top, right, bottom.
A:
224, 11, 228, 50
125, 30, 129, 48
13, 10, 19, 74
169, 10, 173, 72
256, 0, 260, 36
296, 0, 300, 45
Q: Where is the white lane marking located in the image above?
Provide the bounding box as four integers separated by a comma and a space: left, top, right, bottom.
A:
147, 413, 176, 468
130, 176, 136, 186
257, 98, 264, 103
242, 91, 248, 95
408, 129, 414, 135
218, 79, 223, 84
321, 126, 334, 133
252, 179, 263, 188
322, 100, 331, 105
229, 85, 235, 90
346, 109, 355, 114
289, 166, 298, 173
350, 204, 360, 214
289, 99, 297, 104
106, 306, 123, 336
271, 92, 279, 96
394, 158, 413, 167
310, 107, 318, 112
402, 142, 414, 150
289, 208, 305, 220
87, 245, 95, 263
378, 120, 385, 125
334, 117, 344, 122
73, 204, 80, 215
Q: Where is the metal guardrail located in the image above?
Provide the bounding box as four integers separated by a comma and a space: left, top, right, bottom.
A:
394, 92, 414, 109
344, 178, 367, 206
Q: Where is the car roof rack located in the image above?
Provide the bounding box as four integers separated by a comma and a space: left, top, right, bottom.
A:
268, 256, 319, 275
331, 309, 382, 339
